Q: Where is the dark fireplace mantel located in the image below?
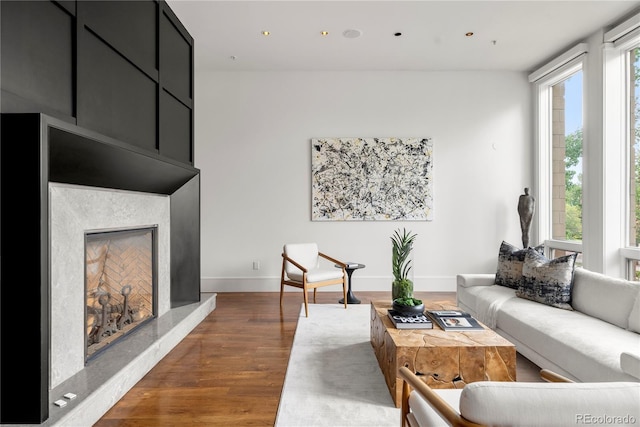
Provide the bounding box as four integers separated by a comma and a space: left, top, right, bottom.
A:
0, 113, 201, 424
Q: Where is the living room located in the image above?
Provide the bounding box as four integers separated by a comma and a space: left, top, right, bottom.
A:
181, 0, 640, 293
2, 1, 640, 426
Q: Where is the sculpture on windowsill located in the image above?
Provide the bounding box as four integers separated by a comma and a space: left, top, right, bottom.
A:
518, 187, 535, 248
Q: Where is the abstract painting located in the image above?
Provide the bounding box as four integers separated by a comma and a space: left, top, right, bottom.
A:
311, 137, 433, 221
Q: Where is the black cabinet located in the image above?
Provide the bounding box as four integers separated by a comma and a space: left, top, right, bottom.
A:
0, 0, 195, 165
0, 0, 198, 423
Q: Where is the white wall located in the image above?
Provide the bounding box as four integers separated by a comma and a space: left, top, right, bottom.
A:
196, 70, 532, 292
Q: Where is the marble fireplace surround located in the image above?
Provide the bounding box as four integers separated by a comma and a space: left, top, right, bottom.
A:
49, 183, 172, 390
46, 184, 215, 427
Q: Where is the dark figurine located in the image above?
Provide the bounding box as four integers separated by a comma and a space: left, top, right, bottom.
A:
518, 187, 535, 248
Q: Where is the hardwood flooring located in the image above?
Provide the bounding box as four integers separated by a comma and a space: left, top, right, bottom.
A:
94, 291, 541, 426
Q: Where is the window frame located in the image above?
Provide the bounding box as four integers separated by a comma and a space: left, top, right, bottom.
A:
532, 50, 586, 259
605, 24, 640, 280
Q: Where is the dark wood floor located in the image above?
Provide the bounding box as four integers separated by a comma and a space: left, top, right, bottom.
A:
94, 291, 541, 426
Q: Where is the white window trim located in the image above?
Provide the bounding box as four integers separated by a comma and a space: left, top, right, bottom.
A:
604, 25, 640, 278
529, 44, 588, 83
544, 239, 583, 254
531, 48, 586, 254
621, 247, 640, 260
605, 12, 640, 44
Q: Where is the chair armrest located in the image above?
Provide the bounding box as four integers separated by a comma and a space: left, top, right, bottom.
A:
318, 252, 346, 268
540, 369, 574, 383
399, 367, 482, 427
281, 253, 308, 273
456, 274, 496, 288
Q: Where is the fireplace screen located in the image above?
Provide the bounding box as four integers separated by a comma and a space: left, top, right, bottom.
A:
85, 226, 157, 361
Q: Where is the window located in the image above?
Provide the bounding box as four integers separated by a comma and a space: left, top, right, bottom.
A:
531, 45, 585, 262
552, 71, 583, 244
605, 15, 640, 281
625, 46, 640, 280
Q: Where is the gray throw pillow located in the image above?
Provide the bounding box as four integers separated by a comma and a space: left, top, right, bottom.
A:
495, 241, 544, 289
516, 248, 577, 310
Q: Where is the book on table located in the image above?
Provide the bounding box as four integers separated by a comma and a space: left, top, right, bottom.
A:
387, 310, 433, 329
426, 310, 484, 331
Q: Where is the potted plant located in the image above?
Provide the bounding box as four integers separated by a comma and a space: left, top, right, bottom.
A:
391, 228, 424, 315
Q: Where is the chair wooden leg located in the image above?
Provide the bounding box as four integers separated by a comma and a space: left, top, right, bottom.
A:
303, 286, 309, 317
401, 378, 410, 427
280, 281, 284, 308
313, 288, 317, 303
342, 281, 347, 309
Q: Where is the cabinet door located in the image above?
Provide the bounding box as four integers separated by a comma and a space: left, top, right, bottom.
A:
0, 0, 74, 120
159, 6, 194, 164
76, 0, 158, 152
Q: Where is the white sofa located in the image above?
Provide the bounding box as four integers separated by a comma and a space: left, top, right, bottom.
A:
457, 267, 640, 382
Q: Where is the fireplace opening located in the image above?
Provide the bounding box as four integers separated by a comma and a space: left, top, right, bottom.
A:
85, 226, 158, 362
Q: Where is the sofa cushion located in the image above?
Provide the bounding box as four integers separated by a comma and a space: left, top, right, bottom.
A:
630, 294, 640, 333
621, 352, 640, 380
459, 381, 640, 427
516, 249, 576, 310
572, 268, 640, 329
497, 296, 640, 382
457, 284, 516, 328
494, 241, 544, 289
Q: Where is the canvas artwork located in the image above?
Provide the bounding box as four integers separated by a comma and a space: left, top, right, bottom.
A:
311, 137, 433, 221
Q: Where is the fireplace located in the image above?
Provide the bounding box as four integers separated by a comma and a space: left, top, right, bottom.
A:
1, 113, 203, 425
85, 226, 158, 361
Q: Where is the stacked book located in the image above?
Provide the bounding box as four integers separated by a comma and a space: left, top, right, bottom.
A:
426, 310, 484, 331
387, 309, 433, 329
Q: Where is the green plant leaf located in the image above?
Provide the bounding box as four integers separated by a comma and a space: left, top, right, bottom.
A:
391, 228, 417, 281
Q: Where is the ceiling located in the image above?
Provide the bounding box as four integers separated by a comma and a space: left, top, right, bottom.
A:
167, 1, 640, 73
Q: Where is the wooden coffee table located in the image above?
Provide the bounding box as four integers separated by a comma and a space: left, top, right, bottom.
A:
370, 300, 516, 407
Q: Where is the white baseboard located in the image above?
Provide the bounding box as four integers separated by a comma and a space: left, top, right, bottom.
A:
200, 276, 457, 293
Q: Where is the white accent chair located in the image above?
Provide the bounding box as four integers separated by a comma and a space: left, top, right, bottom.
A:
280, 243, 347, 317
399, 366, 640, 427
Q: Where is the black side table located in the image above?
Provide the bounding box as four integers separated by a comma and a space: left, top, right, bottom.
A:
336, 263, 365, 304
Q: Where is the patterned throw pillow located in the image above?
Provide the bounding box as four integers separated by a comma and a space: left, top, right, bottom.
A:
516, 248, 577, 310
495, 241, 544, 289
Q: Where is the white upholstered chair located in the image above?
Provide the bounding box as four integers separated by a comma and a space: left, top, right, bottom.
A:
280, 243, 347, 317
399, 366, 640, 427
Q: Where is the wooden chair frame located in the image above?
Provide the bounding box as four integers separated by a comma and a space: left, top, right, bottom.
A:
399, 367, 573, 427
280, 251, 347, 317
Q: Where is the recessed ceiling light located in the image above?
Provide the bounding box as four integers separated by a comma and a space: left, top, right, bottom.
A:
321, 31, 329, 36
262, 30, 270, 36
465, 32, 474, 37
343, 29, 362, 39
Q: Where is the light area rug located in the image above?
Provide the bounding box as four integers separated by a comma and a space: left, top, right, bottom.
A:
275, 303, 400, 427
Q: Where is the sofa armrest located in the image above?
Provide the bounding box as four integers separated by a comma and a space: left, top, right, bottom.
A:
621, 352, 640, 380
456, 274, 496, 288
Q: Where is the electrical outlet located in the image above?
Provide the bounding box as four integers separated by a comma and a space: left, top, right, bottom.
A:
253, 261, 260, 270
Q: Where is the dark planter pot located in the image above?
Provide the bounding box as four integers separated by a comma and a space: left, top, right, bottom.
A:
392, 301, 425, 316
